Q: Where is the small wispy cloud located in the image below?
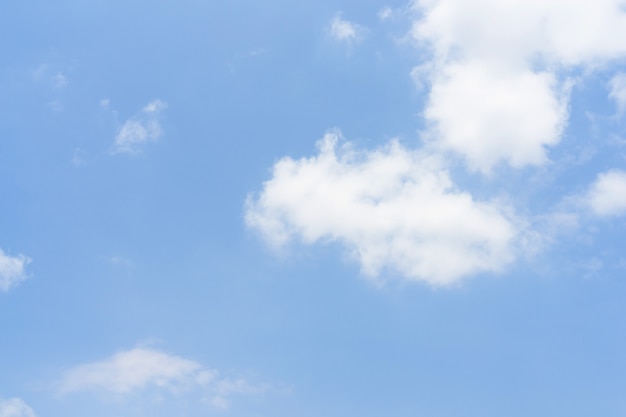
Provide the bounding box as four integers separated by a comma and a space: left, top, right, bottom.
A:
249, 48, 266, 57
32, 62, 70, 112
378, 6, 393, 20
142, 99, 167, 114
32, 64, 69, 89
58, 347, 268, 410
111, 99, 167, 155
0, 248, 31, 293
329, 13, 366, 44
105, 255, 134, 271
609, 73, 626, 115
0, 397, 36, 417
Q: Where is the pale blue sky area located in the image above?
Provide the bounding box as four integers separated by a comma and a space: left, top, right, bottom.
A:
2, 1, 626, 416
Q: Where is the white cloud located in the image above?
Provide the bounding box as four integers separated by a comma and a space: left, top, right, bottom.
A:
246, 130, 521, 286
609, 73, 626, 115
329, 13, 365, 43
142, 99, 167, 114
59, 348, 208, 394
0, 248, 31, 293
0, 398, 36, 417
112, 99, 167, 155
59, 347, 263, 409
586, 170, 626, 217
410, 0, 626, 172
424, 61, 569, 173
249, 1, 626, 284
410, 0, 626, 68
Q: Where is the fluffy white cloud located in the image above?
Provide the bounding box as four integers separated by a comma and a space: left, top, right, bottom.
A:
609, 73, 626, 115
0, 398, 36, 417
411, 0, 626, 66
112, 99, 167, 155
246, 131, 520, 286
424, 61, 568, 172
0, 248, 31, 293
249, 1, 626, 284
59, 347, 262, 409
586, 170, 626, 217
411, 0, 626, 172
329, 14, 365, 43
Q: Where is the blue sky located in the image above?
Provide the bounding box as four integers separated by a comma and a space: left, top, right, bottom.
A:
2, 0, 626, 416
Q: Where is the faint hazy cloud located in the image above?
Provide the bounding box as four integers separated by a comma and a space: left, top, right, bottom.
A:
32, 62, 70, 112
47, 100, 63, 112
378, 6, 394, 20
0, 398, 36, 417
59, 347, 266, 410
111, 99, 167, 155
104, 255, 134, 271
32, 64, 69, 90
248, 48, 266, 57
51, 73, 68, 89
579, 257, 604, 279
246, 130, 523, 286
211, 378, 266, 410
0, 248, 31, 293
59, 348, 207, 394
31, 64, 48, 81
71, 148, 86, 166
609, 73, 626, 115
329, 13, 366, 44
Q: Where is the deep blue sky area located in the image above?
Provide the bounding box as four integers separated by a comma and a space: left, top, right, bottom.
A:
2, 1, 626, 416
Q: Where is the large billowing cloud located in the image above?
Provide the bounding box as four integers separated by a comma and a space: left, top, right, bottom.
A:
59, 347, 264, 409
0, 398, 36, 417
411, 0, 626, 172
246, 131, 521, 286
0, 248, 31, 293
247, 0, 626, 286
